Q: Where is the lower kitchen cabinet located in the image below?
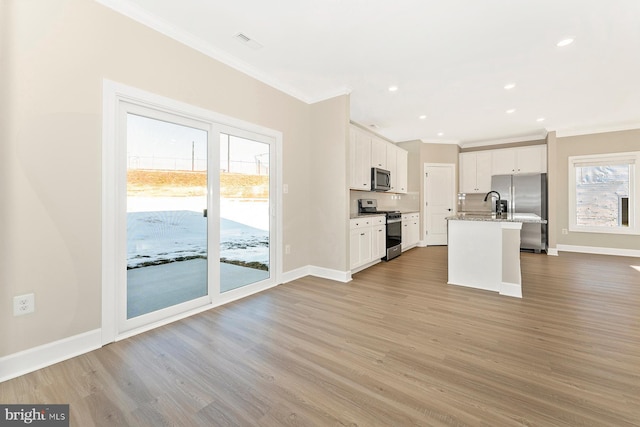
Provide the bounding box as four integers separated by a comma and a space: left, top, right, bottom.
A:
402, 212, 420, 251
350, 215, 385, 270
372, 224, 386, 260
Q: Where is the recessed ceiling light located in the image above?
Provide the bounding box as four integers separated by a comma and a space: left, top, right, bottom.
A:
536, 117, 545, 122
557, 38, 574, 47
506, 108, 516, 114
419, 115, 427, 120
437, 132, 444, 137
388, 85, 398, 92
504, 83, 516, 90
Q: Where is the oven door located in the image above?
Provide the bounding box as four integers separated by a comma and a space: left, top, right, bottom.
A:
385, 219, 402, 260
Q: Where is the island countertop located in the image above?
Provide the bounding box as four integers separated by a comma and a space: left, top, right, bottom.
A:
446, 212, 547, 224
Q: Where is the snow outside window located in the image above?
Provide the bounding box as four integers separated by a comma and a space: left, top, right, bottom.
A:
568, 152, 639, 234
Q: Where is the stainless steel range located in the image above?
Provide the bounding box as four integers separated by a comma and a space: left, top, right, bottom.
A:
358, 199, 402, 261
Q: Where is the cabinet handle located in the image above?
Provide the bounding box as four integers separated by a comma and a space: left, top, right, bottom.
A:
360, 233, 365, 236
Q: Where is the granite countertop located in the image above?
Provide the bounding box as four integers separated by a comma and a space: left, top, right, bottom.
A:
350, 210, 419, 219
350, 213, 386, 219
446, 212, 547, 224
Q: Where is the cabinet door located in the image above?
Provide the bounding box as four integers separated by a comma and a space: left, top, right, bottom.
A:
371, 137, 387, 169
459, 153, 478, 193
350, 227, 372, 269
396, 149, 408, 194
349, 228, 362, 269
359, 227, 372, 265
386, 144, 397, 192
372, 225, 386, 260
516, 146, 546, 174
349, 128, 359, 189
410, 215, 420, 247
491, 149, 516, 175
349, 127, 371, 190
475, 152, 493, 192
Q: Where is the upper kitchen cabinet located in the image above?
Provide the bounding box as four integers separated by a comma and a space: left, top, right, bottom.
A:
459, 151, 492, 193
491, 145, 547, 175
395, 148, 408, 194
386, 144, 397, 191
349, 127, 372, 190
371, 136, 387, 169
349, 125, 408, 193
386, 144, 408, 194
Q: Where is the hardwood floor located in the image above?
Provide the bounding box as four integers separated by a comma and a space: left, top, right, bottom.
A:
2, 247, 639, 426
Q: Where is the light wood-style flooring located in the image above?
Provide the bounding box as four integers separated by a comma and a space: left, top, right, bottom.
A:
2, 247, 639, 426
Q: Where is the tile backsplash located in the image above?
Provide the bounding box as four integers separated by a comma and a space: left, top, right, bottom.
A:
350, 190, 420, 214
457, 193, 492, 213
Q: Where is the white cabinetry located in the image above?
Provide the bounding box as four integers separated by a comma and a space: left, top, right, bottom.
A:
386, 144, 397, 192
372, 223, 386, 260
395, 147, 408, 194
459, 152, 492, 193
349, 127, 372, 190
348, 125, 408, 194
386, 144, 408, 194
350, 215, 386, 270
371, 137, 387, 169
401, 212, 420, 251
491, 145, 547, 175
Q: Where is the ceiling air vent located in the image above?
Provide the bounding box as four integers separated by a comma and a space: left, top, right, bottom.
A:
234, 33, 263, 50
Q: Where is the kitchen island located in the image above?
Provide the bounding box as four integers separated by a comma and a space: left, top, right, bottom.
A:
445, 213, 546, 298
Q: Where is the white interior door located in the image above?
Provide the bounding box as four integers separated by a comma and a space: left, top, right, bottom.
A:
424, 163, 456, 245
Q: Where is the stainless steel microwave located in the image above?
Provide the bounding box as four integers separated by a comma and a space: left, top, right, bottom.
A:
371, 167, 391, 192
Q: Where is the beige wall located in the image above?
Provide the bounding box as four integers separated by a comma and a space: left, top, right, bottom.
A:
309, 95, 350, 271
1, 0, 347, 356
555, 129, 640, 251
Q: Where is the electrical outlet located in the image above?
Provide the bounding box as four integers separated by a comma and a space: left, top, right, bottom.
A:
285, 244, 291, 254
13, 293, 35, 316
562, 228, 568, 235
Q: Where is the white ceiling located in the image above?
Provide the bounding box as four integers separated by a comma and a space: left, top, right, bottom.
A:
99, 0, 640, 146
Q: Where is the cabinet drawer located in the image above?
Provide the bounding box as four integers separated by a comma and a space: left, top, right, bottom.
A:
371, 216, 386, 225
402, 212, 419, 221
350, 218, 372, 229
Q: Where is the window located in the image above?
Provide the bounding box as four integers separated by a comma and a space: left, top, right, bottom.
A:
569, 152, 638, 234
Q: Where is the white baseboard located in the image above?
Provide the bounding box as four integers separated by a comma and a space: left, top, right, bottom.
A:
280, 266, 311, 283
500, 282, 523, 298
547, 248, 559, 256
557, 244, 640, 258
0, 329, 102, 383
281, 265, 352, 284
309, 266, 351, 283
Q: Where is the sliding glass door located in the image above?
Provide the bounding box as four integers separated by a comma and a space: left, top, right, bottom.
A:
219, 133, 271, 292
126, 113, 209, 319
112, 95, 278, 336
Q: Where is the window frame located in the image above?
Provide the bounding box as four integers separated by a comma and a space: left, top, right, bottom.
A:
568, 151, 639, 235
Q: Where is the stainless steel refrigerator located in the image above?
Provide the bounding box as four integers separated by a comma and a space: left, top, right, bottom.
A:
491, 173, 547, 253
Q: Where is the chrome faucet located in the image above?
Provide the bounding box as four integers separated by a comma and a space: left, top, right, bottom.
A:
484, 191, 504, 214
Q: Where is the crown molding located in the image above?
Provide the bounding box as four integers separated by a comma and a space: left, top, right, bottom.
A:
459, 132, 548, 149
555, 122, 640, 138
306, 87, 353, 104
95, 0, 344, 105
420, 138, 460, 145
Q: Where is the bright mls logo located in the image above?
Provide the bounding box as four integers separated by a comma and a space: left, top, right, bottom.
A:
0, 405, 69, 426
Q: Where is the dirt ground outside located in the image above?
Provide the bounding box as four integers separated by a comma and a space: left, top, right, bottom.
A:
127, 169, 269, 198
